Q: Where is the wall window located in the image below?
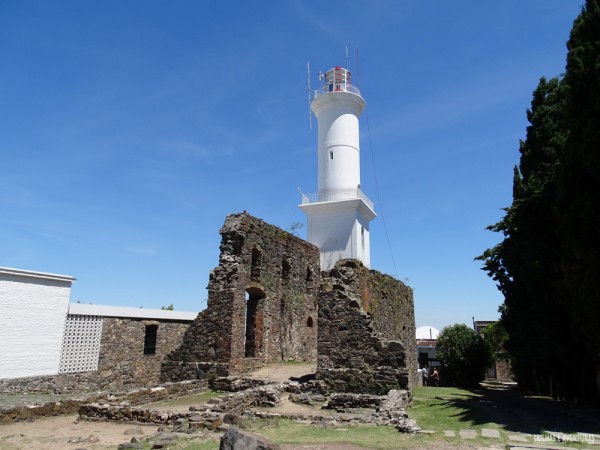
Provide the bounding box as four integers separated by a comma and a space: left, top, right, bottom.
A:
144, 324, 158, 355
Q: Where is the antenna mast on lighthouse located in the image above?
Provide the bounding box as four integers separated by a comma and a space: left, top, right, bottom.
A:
345, 46, 349, 69
307, 61, 312, 129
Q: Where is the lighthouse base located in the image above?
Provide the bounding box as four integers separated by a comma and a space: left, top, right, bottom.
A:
300, 197, 376, 271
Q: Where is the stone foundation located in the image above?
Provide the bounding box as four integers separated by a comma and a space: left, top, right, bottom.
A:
0, 379, 205, 423
76, 375, 419, 433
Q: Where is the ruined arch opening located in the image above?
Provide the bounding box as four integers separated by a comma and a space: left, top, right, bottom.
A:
306, 316, 313, 328
245, 286, 266, 358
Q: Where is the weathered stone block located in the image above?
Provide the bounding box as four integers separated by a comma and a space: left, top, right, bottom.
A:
219, 427, 281, 450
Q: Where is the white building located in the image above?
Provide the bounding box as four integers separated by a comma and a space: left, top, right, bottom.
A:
0, 266, 197, 380
0, 267, 75, 379
300, 66, 376, 270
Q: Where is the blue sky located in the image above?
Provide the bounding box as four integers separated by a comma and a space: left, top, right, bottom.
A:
1, 1, 583, 330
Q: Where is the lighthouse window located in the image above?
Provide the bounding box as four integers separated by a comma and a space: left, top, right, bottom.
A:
361, 226, 365, 250
330, 151, 333, 160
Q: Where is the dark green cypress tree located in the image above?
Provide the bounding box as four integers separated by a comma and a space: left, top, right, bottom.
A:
479, 77, 569, 399
556, 0, 600, 401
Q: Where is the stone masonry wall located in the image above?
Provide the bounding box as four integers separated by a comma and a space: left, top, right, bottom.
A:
366, 270, 418, 390
162, 212, 321, 381
0, 318, 190, 394
94, 317, 191, 391
492, 357, 514, 382
317, 259, 417, 394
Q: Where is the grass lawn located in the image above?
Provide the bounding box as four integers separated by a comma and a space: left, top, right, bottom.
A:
410, 386, 501, 432
142, 390, 222, 408
245, 418, 432, 450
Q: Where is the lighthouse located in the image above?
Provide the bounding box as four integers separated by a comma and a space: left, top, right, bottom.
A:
300, 66, 376, 270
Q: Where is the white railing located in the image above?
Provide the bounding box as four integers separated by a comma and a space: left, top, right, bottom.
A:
300, 187, 374, 211
313, 83, 361, 100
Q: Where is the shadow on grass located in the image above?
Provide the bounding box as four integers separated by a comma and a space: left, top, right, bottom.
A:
433, 383, 600, 434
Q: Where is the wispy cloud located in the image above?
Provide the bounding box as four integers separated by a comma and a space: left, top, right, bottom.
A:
127, 245, 157, 256
159, 140, 212, 159
290, 0, 340, 38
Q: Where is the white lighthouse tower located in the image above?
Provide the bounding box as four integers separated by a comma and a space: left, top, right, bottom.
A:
300, 66, 376, 270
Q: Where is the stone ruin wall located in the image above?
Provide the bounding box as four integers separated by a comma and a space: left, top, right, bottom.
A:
162, 213, 321, 381
1, 212, 417, 398
94, 317, 191, 391
492, 358, 514, 383
0, 318, 190, 394
366, 269, 418, 390
317, 259, 418, 394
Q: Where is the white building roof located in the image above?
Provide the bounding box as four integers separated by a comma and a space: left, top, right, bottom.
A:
68, 303, 198, 321
416, 326, 440, 340
0, 266, 76, 283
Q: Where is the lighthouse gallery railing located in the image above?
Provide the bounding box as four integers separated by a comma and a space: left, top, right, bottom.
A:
313, 83, 361, 99
300, 188, 374, 211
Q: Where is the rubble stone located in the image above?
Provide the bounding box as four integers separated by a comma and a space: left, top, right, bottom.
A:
219, 427, 281, 450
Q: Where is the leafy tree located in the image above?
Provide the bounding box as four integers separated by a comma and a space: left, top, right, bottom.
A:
161, 304, 174, 310
436, 324, 493, 388
481, 321, 509, 363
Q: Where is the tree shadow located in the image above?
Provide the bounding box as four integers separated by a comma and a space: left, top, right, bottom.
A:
437, 383, 600, 434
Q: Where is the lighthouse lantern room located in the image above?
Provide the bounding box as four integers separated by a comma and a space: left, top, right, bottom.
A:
300, 66, 376, 270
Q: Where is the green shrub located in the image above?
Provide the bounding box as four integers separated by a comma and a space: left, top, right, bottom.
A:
436, 324, 493, 388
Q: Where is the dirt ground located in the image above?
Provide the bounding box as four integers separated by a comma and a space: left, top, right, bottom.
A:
0, 414, 182, 449
0, 363, 320, 450
244, 362, 316, 383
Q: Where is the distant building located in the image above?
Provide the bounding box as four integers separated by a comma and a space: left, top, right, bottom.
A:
473, 319, 514, 382
416, 325, 440, 369
0, 267, 75, 378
